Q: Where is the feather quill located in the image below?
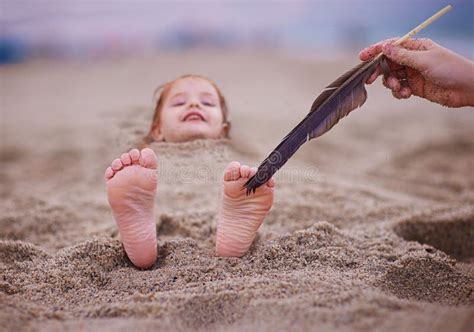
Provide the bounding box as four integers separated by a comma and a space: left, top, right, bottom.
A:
244, 5, 453, 195
244, 57, 382, 194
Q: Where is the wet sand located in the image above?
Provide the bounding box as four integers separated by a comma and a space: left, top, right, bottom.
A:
1, 51, 473, 331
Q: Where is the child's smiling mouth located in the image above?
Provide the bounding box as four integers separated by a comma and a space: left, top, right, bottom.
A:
183, 111, 206, 122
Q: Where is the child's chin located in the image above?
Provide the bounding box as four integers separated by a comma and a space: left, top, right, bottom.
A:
179, 127, 216, 142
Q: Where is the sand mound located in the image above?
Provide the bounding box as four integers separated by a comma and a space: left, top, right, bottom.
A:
2, 219, 472, 331
1, 52, 473, 331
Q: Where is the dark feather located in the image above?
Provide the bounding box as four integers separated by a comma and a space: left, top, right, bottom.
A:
244, 56, 385, 195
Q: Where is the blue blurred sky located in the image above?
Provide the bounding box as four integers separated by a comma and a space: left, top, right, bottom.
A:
0, 0, 472, 62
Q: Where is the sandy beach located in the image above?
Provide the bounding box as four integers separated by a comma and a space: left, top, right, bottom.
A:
1, 51, 473, 331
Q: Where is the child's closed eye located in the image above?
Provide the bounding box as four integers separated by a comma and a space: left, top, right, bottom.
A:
169, 93, 187, 107
202, 101, 216, 107
201, 97, 217, 107
172, 101, 186, 107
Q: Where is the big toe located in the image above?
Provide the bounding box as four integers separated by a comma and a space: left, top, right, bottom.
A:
224, 161, 241, 181
139, 148, 158, 169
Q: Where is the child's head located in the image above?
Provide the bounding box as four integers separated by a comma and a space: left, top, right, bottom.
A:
144, 74, 230, 144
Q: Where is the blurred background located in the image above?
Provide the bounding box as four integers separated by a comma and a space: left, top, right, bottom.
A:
1, 0, 473, 170
1, 0, 472, 64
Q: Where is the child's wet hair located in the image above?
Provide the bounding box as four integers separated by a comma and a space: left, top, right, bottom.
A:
142, 74, 230, 147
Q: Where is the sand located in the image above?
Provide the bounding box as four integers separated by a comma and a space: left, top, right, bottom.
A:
1, 51, 473, 332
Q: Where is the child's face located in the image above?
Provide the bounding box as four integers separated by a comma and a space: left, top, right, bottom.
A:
154, 77, 228, 142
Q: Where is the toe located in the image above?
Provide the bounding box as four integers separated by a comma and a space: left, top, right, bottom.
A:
121, 153, 132, 166
129, 149, 140, 164
249, 166, 258, 177
105, 166, 114, 180
267, 177, 275, 188
224, 161, 241, 181
240, 165, 251, 178
111, 158, 123, 172
139, 148, 158, 169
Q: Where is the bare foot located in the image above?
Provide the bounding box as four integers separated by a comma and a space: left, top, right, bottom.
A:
216, 161, 274, 257
105, 148, 158, 268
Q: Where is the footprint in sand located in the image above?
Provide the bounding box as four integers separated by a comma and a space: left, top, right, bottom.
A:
393, 207, 474, 261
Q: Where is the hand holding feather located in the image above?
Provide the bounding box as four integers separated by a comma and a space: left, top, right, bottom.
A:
360, 38, 474, 107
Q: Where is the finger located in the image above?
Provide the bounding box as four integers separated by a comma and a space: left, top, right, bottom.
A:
386, 58, 404, 71
366, 65, 382, 84
406, 67, 425, 97
400, 38, 435, 51
383, 76, 401, 92
382, 43, 427, 71
364, 37, 434, 61
367, 59, 405, 85
359, 37, 398, 61
359, 45, 383, 61
392, 88, 404, 100
394, 68, 408, 81
399, 86, 412, 99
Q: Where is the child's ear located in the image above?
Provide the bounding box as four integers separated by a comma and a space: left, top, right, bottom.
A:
150, 124, 164, 141
221, 121, 231, 138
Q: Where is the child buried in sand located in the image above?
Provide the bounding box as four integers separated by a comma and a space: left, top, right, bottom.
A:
105, 75, 274, 268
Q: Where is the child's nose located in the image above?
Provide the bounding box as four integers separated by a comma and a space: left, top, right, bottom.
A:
189, 101, 201, 109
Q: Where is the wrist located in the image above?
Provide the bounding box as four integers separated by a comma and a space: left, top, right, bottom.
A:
449, 54, 474, 107
457, 56, 474, 93
460, 61, 474, 107
465, 93, 474, 107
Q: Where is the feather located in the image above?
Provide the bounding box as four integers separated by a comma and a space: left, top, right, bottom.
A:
243, 4, 453, 195
244, 56, 386, 195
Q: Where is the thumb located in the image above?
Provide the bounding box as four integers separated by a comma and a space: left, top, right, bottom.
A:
382, 43, 425, 70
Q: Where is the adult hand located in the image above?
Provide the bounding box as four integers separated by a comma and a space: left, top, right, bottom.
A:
359, 38, 474, 107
